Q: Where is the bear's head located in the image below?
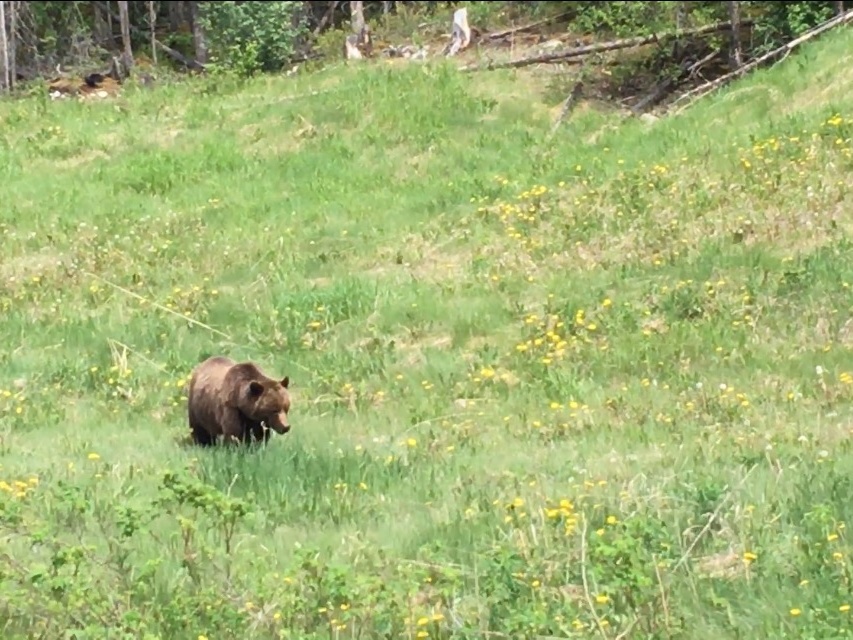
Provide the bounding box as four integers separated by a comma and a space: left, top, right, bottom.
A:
243, 375, 291, 434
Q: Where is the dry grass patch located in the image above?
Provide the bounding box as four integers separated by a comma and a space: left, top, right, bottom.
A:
0, 249, 71, 283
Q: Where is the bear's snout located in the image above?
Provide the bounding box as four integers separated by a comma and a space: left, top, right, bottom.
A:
266, 411, 291, 434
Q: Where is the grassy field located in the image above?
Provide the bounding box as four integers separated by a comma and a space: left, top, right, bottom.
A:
2, 25, 853, 640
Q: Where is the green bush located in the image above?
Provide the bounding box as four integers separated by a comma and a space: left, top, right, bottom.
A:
197, 1, 308, 76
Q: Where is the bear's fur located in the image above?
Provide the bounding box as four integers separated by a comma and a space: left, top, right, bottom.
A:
186, 356, 292, 447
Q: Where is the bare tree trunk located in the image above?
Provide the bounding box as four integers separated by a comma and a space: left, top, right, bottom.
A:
350, 0, 364, 33
836, 1, 846, 14
7, 0, 15, 89
383, 1, 392, 14
107, 0, 114, 41
149, 0, 157, 64
188, 0, 207, 64
675, 1, 687, 30
118, 0, 133, 71
93, 1, 111, 48
0, 1, 9, 92
167, 0, 185, 31
728, 1, 742, 69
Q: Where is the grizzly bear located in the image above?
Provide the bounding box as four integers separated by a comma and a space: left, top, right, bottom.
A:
186, 356, 292, 447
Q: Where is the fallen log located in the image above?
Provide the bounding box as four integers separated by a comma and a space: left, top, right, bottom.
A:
670, 10, 853, 113
460, 19, 753, 72
154, 39, 205, 71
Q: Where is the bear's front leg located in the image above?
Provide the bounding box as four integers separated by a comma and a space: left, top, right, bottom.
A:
238, 421, 268, 446
247, 422, 271, 445
220, 408, 246, 446
188, 410, 214, 447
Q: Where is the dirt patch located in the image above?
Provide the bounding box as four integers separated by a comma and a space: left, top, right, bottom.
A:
391, 147, 435, 182
151, 127, 184, 148
395, 333, 453, 367
467, 65, 557, 121
242, 118, 318, 157
365, 234, 473, 284
695, 550, 745, 580
55, 149, 110, 170
306, 276, 333, 288
0, 249, 69, 283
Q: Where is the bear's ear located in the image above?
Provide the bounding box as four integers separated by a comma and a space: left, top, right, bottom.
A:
248, 380, 265, 397
281, 376, 290, 389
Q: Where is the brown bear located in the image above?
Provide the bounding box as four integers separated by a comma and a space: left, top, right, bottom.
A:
186, 356, 292, 447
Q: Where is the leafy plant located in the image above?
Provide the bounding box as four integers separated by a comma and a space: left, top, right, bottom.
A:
197, 1, 309, 76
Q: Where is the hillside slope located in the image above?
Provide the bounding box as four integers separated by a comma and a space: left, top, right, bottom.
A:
1, 25, 853, 639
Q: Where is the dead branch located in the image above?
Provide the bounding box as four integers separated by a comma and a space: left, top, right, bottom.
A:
483, 12, 570, 41
312, 0, 340, 37
670, 10, 853, 113
547, 80, 584, 139
580, 517, 608, 639
460, 19, 753, 72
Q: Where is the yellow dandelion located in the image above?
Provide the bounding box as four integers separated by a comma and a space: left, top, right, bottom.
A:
790, 608, 801, 617
87, 453, 100, 461
595, 594, 609, 604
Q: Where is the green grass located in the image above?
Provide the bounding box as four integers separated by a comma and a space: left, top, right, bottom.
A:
3, 26, 853, 639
